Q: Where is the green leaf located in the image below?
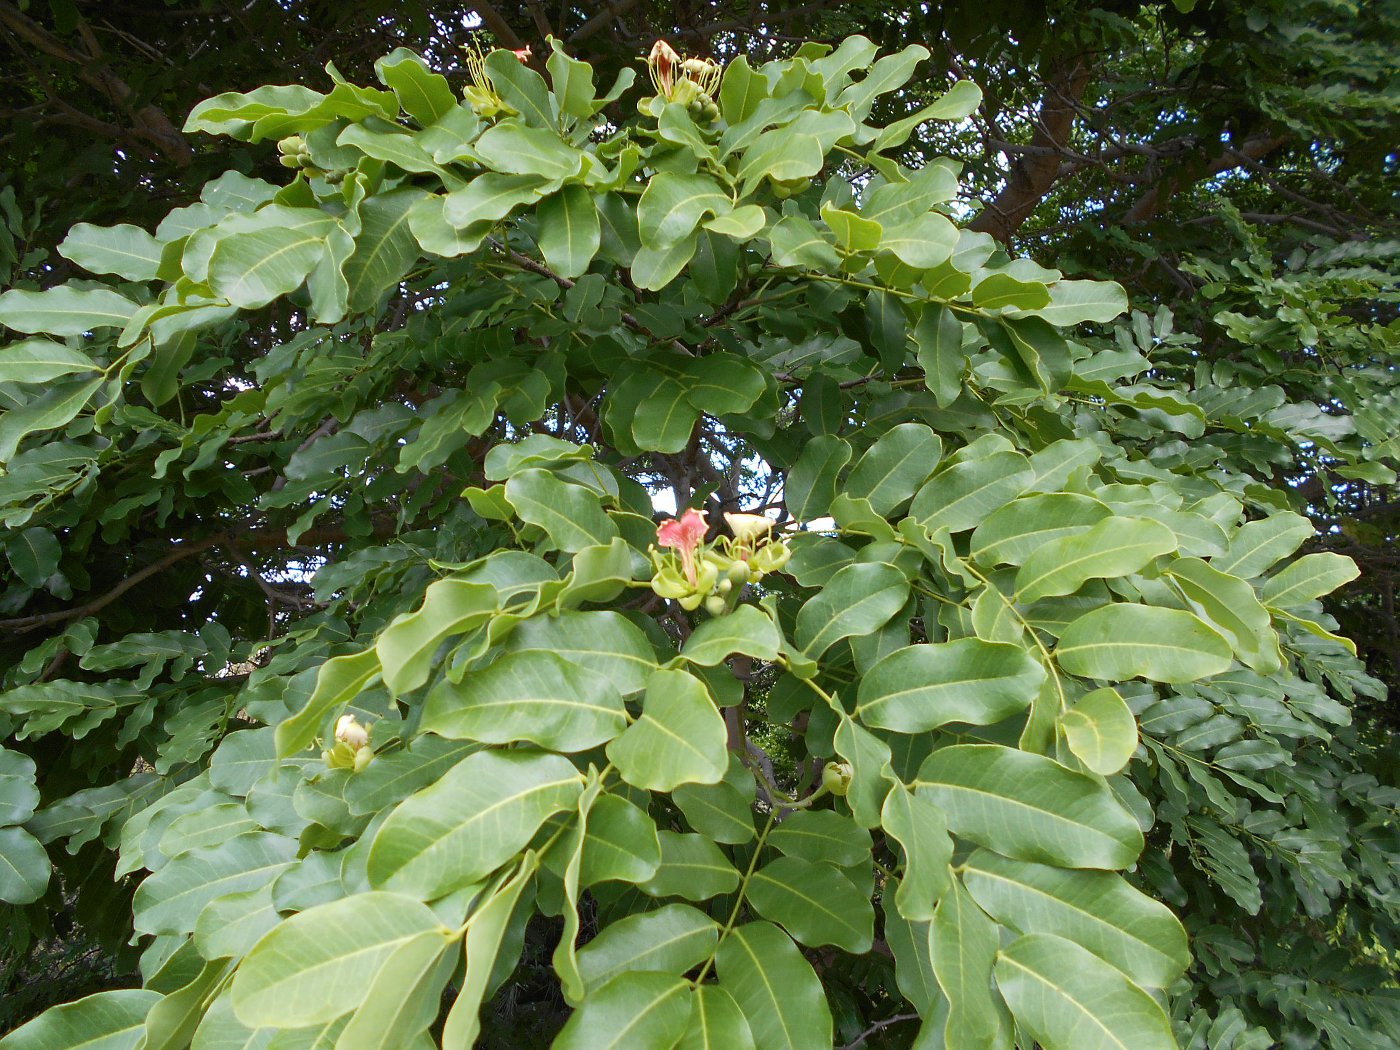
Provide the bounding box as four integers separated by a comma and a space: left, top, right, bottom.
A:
0, 339, 97, 384
638, 173, 731, 248
768, 215, 842, 271
1163, 558, 1279, 672
0, 375, 103, 461
375, 48, 456, 126
1211, 512, 1313, 579
189, 994, 271, 1050
911, 452, 1035, 534
856, 640, 1044, 732
715, 923, 833, 1050
970, 494, 1113, 566
881, 783, 953, 921
640, 831, 740, 900
834, 714, 894, 827
143, 956, 233, 1050
0, 747, 39, 825
345, 736, 479, 817
7, 526, 60, 587
484, 50, 554, 127
552, 972, 692, 1050
576, 904, 718, 995
441, 856, 537, 1050
821, 202, 882, 253
1055, 605, 1233, 684
344, 188, 428, 314
133, 833, 297, 935
882, 212, 958, 268
59, 223, 163, 281
506, 469, 619, 552
674, 776, 755, 844
580, 794, 661, 886
994, 933, 1176, 1050
914, 745, 1143, 869
748, 855, 874, 952
546, 43, 597, 118
375, 579, 498, 695
846, 423, 943, 516
932, 876, 1007, 1049
625, 374, 698, 452
972, 272, 1050, 311
888, 903, 942, 1024
719, 55, 767, 124
0, 286, 136, 336
0, 825, 50, 904
1014, 517, 1177, 605
768, 809, 872, 867
631, 231, 699, 291
538, 186, 600, 279
1008, 279, 1128, 326
366, 749, 582, 899
795, 562, 909, 658
421, 649, 627, 751
229, 892, 448, 1028
208, 210, 333, 309
504, 610, 658, 697
193, 885, 279, 963
927, 79, 983, 119
0, 989, 161, 1050
681, 605, 782, 665
784, 434, 852, 520
1061, 688, 1139, 776
443, 172, 552, 228
1261, 552, 1359, 607
963, 851, 1189, 988
675, 986, 756, 1050
607, 669, 728, 791
473, 120, 583, 180
913, 303, 967, 407
275, 648, 380, 758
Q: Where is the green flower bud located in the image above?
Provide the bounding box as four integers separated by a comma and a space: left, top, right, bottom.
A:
821, 761, 853, 796
704, 595, 728, 617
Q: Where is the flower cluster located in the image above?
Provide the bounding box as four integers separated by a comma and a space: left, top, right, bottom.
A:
322, 714, 374, 773
644, 40, 722, 122
649, 508, 790, 615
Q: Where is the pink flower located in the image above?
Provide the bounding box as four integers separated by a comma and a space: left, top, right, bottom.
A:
511, 46, 532, 62
657, 508, 708, 585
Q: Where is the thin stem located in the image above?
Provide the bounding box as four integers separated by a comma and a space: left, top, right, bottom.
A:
693, 806, 779, 985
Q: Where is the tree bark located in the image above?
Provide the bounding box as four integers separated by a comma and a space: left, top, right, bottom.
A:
967, 52, 1093, 243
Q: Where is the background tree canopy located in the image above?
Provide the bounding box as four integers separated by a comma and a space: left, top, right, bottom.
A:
0, 2, 1397, 1048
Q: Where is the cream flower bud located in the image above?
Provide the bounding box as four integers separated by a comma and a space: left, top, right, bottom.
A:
335, 714, 369, 749
724, 512, 774, 545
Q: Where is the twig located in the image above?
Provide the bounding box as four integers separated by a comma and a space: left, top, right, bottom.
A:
840, 1013, 920, 1050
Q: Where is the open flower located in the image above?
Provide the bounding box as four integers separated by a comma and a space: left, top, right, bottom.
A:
511, 46, 532, 62
657, 507, 708, 585
647, 39, 682, 97
646, 40, 722, 118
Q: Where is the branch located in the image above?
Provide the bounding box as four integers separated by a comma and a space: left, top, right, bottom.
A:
840, 1013, 921, 1050
0, 537, 218, 632
967, 52, 1094, 243
471, 2, 527, 50
569, 0, 641, 44
0, 1, 192, 164
1122, 132, 1289, 224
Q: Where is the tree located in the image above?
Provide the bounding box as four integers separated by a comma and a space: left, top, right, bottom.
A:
1, 7, 1398, 1050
